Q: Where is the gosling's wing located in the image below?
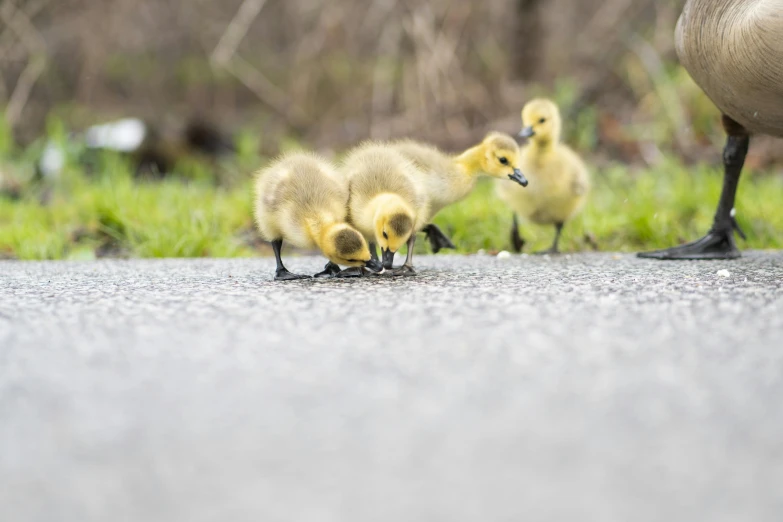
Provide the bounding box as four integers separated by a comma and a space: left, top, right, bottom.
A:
287, 154, 347, 220
561, 145, 590, 197
254, 160, 290, 216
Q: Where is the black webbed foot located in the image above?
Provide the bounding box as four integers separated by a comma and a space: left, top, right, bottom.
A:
391, 265, 417, 277
637, 228, 740, 260
313, 262, 342, 278
639, 116, 749, 261
274, 268, 311, 281
422, 224, 456, 254
510, 214, 525, 253
511, 233, 525, 253
335, 267, 365, 278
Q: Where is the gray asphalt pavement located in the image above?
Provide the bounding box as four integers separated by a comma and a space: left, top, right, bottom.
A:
2, 252, 783, 521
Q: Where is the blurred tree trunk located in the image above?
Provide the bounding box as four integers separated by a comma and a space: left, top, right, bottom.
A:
514, 0, 544, 80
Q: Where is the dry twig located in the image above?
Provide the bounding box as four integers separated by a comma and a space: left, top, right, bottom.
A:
0, 0, 47, 128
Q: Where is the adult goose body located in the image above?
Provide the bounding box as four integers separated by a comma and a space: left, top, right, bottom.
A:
639, 0, 783, 259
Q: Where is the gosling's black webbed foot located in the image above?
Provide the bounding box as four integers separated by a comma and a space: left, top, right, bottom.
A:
391, 265, 417, 277
637, 228, 741, 260
422, 224, 456, 254
274, 268, 311, 281
510, 214, 525, 253
535, 223, 565, 255
313, 261, 342, 278
511, 235, 526, 253
335, 267, 365, 278
509, 220, 525, 254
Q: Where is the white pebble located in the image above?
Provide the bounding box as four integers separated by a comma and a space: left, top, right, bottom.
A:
477, 249, 487, 256
716, 269, 731, 278
496, 251, 511, 260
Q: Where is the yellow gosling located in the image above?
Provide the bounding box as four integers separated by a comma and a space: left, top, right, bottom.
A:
391, 133, 528, 251
253, 152, 382, 280
341, 142, 429, 275
496, 98, 589, 254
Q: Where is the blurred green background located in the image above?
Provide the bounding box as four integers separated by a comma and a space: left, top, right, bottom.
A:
1, 0, 782, 260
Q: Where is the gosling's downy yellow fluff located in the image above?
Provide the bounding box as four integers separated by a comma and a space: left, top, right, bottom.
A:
340, 142, 429, 275
253, 152, 382, 281
496, 98, 589, 254
391, 132, 528, 226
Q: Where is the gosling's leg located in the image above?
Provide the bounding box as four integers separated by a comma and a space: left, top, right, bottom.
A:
422, 224, 455, 253
392, 234, 417, 276
313, 261, 341, 278
271, 239, 311, 281
535, 223, 564, 255
510, 214, 526, 253
638, 115, 748, 260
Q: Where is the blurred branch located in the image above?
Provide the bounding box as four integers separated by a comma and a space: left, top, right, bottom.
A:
563, 0, 658, 121
0, 0, 47, 61
223, 55, 309, 129
369, 0, 402, 139
628, 34, 694, 153
514, 0, 544, 79
5, 53, 45, 126
0, 0, 46, 53
580, 0, 636, 43
210, 0, 268, 66
210, 0, 309, 131
1, 0, 47, 128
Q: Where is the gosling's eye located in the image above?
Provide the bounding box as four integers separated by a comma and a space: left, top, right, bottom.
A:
539, 117, 546, 124
383, 231, 388, 239
498, 157, 509, 165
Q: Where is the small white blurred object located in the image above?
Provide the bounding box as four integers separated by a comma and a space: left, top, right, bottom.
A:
84, 118, 146, 152
716, 269, 731, 278
38, 141, 66, 179
37, 118, 148, 179
496, 250, 511, 260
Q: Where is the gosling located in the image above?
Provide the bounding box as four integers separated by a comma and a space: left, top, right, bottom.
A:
496, 98, 589, 254
253, 152, 382, 281
391, 132, 529, 249
341, 143, 429, 276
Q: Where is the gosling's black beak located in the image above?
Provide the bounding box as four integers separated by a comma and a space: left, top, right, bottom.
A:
518, 126, 535, 139
365, 258, 384, 273
381, 248, 395, 269
508, 168, 528, 187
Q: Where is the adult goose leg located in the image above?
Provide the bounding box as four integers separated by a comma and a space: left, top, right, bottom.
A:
638, 115, 748, 260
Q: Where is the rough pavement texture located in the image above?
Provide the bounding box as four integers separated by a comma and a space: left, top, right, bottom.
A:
1, 253, 783, 522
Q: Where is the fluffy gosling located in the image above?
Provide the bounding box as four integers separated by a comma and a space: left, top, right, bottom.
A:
341, 143, 429, 276
391, 133, 528, 251
496, 98, 589, 254
253, 152, 383, 281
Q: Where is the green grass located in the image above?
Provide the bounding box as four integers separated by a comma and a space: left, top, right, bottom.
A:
431, 158, 783, 254
2, 151, 783, 260
0, 161, 257, 260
